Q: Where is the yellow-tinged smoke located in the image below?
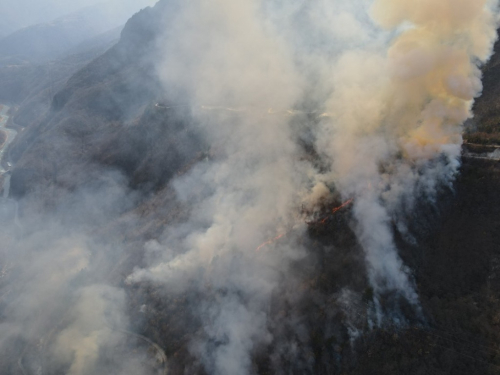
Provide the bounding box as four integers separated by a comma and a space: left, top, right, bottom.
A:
373, 0, 496, 61
130, 0, 500, 371
317, 0, 499, 306
374, 0, 498, 156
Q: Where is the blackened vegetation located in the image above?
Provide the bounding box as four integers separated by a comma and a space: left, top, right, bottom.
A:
466, 28, 500, 144
343, 157, 500, 375
124, 155, 500, 375
127, 284, 207, 375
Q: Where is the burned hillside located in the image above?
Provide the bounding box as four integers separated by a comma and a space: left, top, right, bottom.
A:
1, 1, 500, 374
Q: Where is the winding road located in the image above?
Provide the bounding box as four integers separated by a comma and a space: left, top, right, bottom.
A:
0, 105, 24, 374
0, 104, 17, 174
0, 103, 166, 374
108, 325, 168, 375
0, 104, 20, 229
463, 143, 500, 161
155, 102, 332, 117
0, 105, 20, 229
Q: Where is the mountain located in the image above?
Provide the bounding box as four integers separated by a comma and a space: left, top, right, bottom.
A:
9, 1, 201, 201
0, 0, 155, 64
3, 1, 500, 374
0, 30, 121, 136
0, 0, 107, 37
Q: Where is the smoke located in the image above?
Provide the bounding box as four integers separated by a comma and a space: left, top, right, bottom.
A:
126, 0, 500, 372
1, 0, 498, 374
128, 2, 313, 374
0, 173, 160, 374
315, 0, 499, 312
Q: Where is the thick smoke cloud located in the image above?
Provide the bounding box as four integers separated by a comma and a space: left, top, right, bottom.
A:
1, 0, 498, 374
0, 173, 160, 374
129, 2, 313, 374
315, 0, 499, 313
129, 0, 500, 372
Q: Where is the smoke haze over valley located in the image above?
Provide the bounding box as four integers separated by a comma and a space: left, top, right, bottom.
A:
1, 0, 500, 374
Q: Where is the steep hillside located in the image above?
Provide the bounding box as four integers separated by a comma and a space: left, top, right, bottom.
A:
9, 1, 202, 202
3, 2, 500, 375
467, 29, 500, 145
0, 39, 118, 124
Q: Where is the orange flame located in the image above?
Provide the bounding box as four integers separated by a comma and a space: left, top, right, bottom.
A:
255, 233, 286, 252
308, 198, 354, 225
331, 198, 354, 214
256, 199, 354, 251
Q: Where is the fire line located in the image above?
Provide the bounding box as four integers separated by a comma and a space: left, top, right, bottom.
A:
256, 233, 286, 252
331, 198, 354, 214
256, 198, 354, 251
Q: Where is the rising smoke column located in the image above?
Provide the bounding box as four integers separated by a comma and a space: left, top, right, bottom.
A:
316, 0, 499, 311
129, 0, 500, 373
128, 1, 313, 374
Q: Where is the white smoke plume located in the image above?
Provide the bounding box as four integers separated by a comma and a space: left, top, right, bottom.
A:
0, 177, 160, 375
129, 2, 312, 374
315, 0, 499, 311
126, 0, 500, 373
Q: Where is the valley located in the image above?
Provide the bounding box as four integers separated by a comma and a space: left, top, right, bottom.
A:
0, 104, 17, 173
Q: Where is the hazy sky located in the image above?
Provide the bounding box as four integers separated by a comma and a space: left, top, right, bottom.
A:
0, 0, 157, 36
